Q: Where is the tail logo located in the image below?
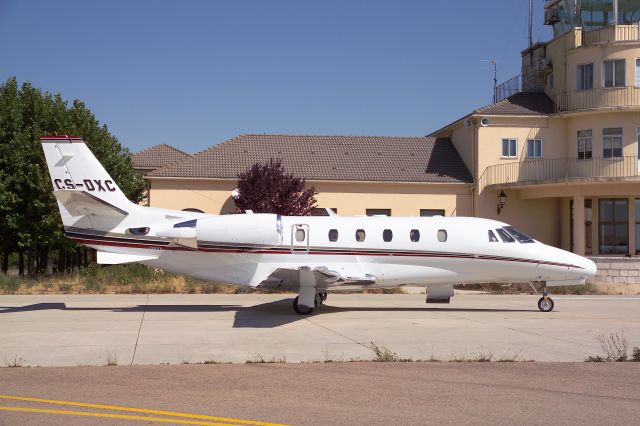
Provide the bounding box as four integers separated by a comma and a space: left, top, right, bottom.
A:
54, 178, 117, 192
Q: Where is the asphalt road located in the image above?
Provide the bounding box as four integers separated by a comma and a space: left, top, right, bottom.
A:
2, 293, 640, 365
0, 363, 639, 425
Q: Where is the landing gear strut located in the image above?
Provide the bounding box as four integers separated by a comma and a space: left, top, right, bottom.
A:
537, 284, 554, 312
293, 293, 324, 315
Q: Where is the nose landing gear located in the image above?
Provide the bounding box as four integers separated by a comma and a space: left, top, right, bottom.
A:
537, 284, 554, 312
293, 292, 327, 315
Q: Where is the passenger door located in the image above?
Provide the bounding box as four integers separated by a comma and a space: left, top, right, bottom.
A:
290, 224, 310, 254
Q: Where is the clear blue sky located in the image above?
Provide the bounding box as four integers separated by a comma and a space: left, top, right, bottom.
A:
0, 0, 552, 154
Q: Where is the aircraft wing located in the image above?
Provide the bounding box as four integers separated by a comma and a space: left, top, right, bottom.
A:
256, 266, 376, 290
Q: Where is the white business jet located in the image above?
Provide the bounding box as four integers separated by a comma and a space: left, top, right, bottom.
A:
41, 136, 596, 314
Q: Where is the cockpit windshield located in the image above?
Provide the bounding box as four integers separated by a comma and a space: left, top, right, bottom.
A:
503, 226, 534, 243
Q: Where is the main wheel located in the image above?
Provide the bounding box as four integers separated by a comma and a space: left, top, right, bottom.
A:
293, 296, 316, 315
538, 296, 554, 312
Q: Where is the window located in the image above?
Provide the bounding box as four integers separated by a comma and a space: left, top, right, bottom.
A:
599, 199, 628, 254
295, 228, 306, 242
383, 229, 393, 242
603, 128, 623, 158
355, 229, 366, 242
420, 209, 445, 217
366, 209, 391, 216
577, 129, 593, 159
488, 230, 498, 242
636, 199, 640, 254
174, 219, 197, 228
127, 227, 150, 236
503, 226, 534, 243
311, 208, 338, 216
603, 60, 625, 87
577, 63, 593, 90
496, 228, 515, 242
636, 58, 640, 87
328, 229, 338, 242
437, 229, 447, 242
526, 139, 542, 158
501, 139, 517, 158
410, 229, 420, 242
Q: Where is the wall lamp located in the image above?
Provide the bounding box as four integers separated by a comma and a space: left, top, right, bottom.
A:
497, 190, 507, 215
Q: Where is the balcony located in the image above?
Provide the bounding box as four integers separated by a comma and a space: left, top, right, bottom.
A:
481, 156, 640, 189
554, 86, 640, 112
580, 24, 640, 46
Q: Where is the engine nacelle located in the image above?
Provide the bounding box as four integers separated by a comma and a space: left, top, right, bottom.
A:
196, 214, 281, 246
426, 284, 454, 303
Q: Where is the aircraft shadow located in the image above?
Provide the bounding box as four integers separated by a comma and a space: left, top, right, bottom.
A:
0, 299, 538, 328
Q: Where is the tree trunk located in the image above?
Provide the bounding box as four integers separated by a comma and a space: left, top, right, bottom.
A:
76, 247, 82, 270
57, 243, 66, 274
1, 250, 8, 274
37, 246, 49, 274
18, 250, 25, 276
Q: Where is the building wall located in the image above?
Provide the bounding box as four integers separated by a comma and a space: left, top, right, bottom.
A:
565, 111, 640, 157
148, 178, 472, 217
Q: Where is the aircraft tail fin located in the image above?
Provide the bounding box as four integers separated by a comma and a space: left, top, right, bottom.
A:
40, 135, 136, 229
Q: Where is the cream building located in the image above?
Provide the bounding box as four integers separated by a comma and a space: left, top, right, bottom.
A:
133, 0, 640, 283
141, 135, 473, 217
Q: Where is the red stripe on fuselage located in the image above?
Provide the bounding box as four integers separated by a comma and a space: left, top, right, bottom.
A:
67, 236, 582, 269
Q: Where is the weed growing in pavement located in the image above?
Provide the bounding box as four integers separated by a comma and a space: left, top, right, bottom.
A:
246, 354, 288, 364
586, 331, 636, 362
3, 356, 24, 367
496, 350, 524, 362
105, 352, 119, 366
369, 342, 413, 362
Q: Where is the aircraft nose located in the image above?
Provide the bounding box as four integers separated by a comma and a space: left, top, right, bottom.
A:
580, 256, 597, 278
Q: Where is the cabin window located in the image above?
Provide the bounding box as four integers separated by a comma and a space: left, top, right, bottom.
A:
503, 226, 534, 243
355, 229, 366, 242
174, 219, 197, 228
328, 229, 339, 242
437, 229, 447, 242
127, 227, 150, 236
410, 229, 420, 242
496, 228, 515, 243
488, 230, 498, 242
295, 228, 306, 242
383, 229, 393, 242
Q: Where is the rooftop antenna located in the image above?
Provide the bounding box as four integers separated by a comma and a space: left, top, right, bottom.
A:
528, 0, 533, 49
481, 59, 498, 103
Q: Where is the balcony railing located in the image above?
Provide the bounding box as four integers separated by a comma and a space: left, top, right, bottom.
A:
554, 86, 640, 112
581, 24, 640, 46
481, 156, 640, 188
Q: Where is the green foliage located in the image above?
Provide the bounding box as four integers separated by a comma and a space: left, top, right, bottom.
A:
0, 77, 145, 275
0, 274, 20, 293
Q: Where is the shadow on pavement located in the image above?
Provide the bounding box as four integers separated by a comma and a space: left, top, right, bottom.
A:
0, 299, 538, 328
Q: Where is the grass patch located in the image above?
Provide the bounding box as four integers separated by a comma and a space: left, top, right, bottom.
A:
586, 331, 639, 362
246, 354, 288, 364
3, 356, 24, 368
105, 352, 119, 366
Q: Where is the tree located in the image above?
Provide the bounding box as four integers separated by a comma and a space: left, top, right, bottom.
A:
234, 158, 317, 215
0, 77, 146, 275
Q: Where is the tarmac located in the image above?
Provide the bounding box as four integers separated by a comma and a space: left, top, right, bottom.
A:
1, 363, 639, 425
1, 293, 640, 366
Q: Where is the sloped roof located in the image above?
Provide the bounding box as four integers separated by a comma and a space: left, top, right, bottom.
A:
132, 144, 191, 170
147, 134, 472, 184
473, 92, 555, 116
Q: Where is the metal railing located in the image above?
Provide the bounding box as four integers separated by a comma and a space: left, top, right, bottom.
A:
554, 86, 640, 112
481, 156, 640, 188
494, 75, 522, 103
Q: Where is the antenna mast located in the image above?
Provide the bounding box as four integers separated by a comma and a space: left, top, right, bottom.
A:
528, 0, 533, 48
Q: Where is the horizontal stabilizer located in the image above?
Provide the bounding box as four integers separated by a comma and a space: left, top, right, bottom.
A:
55, 190, 128, 218
97, 251, 159, 265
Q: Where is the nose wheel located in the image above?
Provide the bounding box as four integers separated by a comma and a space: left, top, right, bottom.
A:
293, 293, 325, 315
537, 285, 554, 312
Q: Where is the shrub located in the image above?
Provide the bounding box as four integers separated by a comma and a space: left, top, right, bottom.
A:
596, 332, 629, 362
0, 274, 20, 293
370, 342, 402, 362
632, 347, 640, 362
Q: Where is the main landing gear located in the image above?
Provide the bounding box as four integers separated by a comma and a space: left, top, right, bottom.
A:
537, 284, 554, 312
293, 292, 327, 315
